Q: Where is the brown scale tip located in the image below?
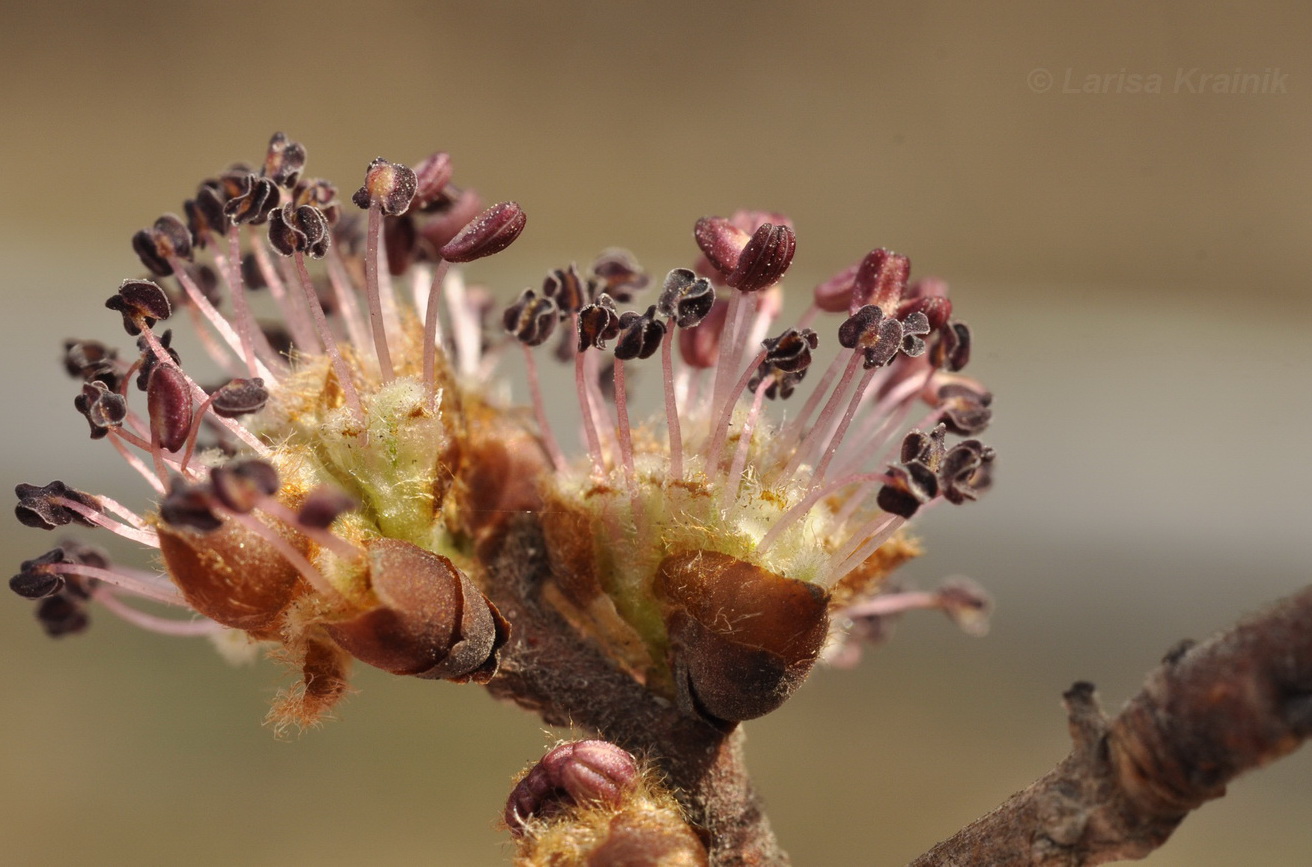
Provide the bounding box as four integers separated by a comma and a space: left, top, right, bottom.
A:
656, 550, 829, 726
324, 539, 509, 682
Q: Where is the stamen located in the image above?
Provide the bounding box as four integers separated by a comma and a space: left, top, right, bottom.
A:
704, 348, 768, 474
52, 496, 159, 546
830, 513, 906, 580
521, 343, 566, 471
137, 327, 267, 453
443, 268, 482, 378
320, 248, 370, 357
708, 289, 747, 422
248, 228, 321, 354
364, 201, 396, 381
422, 260, 451, 398
46, 561, 184, 605
294, 251, 365, 421
167, 255, 274, 381
784, 350, 864, 478
811, 364, 880, 485
612, 357, 638, 498
722, 377, 770, 506
574, 327, 606, 475
91, 586, 221, 636
756, 471, 895, 555
109, 435, 166, 494
92, 495, 150, 530
782, 345, 849, 442
660, 323, 684, 479
256, 497, 362, 564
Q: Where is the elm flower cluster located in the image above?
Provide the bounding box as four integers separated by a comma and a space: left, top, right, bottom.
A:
10, 133, 993, 730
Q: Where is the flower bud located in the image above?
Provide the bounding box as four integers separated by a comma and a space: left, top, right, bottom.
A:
655, 550, 828, 725
324, 539, 509, 682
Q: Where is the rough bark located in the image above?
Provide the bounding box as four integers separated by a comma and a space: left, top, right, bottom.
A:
909, 584, 1312, 866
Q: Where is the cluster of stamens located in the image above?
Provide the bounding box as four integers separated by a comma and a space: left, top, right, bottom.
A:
10, 132, 995, 728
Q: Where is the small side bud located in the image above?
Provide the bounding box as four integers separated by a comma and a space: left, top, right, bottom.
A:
505, 740, 640, 835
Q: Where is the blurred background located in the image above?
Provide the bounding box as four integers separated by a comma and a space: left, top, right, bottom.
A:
2, 1, 1310, 864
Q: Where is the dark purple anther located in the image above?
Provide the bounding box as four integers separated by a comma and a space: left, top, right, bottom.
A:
15, 481, 101, 530
146, 364, 193, 453
439, 201, 526, 263
352, 157, 418, 216
106, 279, 172, 336
727, 223, 796, 293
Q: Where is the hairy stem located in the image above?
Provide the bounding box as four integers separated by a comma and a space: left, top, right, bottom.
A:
481, 514, 789, 865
